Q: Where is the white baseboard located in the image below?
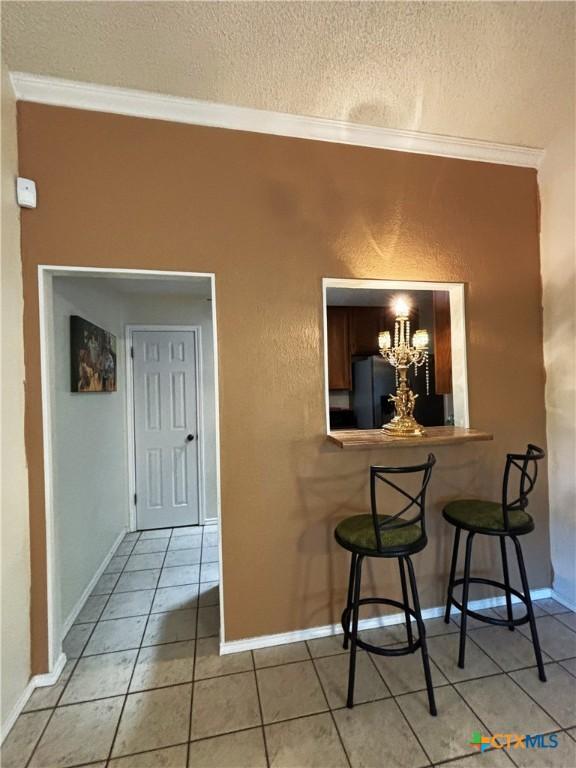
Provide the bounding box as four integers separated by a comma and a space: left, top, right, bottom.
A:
60, 527, 127, 639
0, 679, 35, 743
551, 589, 576, 612
0, 652, 67, 743
33, 652, 67, 689
220, 587, 553, 655
2, 531, 127, 743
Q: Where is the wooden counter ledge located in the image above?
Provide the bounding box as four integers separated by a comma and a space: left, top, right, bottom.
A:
327, 426, 493, 450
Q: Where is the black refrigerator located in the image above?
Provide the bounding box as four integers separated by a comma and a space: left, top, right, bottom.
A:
352, 355, 445, 429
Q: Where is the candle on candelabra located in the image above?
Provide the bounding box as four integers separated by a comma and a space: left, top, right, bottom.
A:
413, 330, 429, 349
378, 331, 391, 350
377, 297, 430, 437
393, 297, 410, 318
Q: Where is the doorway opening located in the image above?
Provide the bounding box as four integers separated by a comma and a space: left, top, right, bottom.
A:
38, 266, 222, 673
127, 325, 206, 531
322, 278, 469, 434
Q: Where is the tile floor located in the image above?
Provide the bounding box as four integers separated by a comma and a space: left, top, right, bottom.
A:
2, 526, 576, 768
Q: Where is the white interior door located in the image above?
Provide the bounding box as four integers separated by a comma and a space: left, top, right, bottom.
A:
132, 329, 200, 529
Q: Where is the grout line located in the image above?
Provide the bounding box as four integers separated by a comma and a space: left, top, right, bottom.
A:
449, 680, 496, 740
202, 700, 449, 746
65, 611, 219, 661
29, 616, 574, 706
365, 600, 570, 764
42, 601, 576, 676
187, 708, 330, 745
45, 760, 124, 768
391, 698, 434, 767
28, 681, 195, 710
24, 530, 142, 768
517, 612, 576, 640
24, 663, 466, 713
308, 652, 353, 768
32, 634, 547, 711
105, 526, 175, 765
186, 524, 204, 767
455, 626, 566, 745
371, 635, 436, 766
111, 580, 197, 595
204, 698, 387, 736
52, 637, 556, 729
24, 672, 576, 765
448, 615, 509, 680
17, 580, 575, 767
252, 651, 271, 768
49, 722, 576, 768
557, 659, 576, 681
433, 744, 516, 766
126, 544, 170, 555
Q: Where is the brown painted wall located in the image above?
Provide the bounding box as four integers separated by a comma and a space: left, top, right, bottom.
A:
17, 103, 550, 673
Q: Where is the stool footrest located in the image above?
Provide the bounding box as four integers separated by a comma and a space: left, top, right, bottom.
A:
449, 577, 530, 627
341, 597, 423, 656
356, 636, 422, 656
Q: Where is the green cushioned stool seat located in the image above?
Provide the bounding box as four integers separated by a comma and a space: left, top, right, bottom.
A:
443, 499, 534, 533
335, 514, 425, 553
443, 445, 546, 683
335, 455, 437, 715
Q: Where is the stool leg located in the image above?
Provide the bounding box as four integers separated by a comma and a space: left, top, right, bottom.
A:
405, 556, 437, 716
512, 536, 547, 682
399, 557, 414, 648
346, 554, 363, 708
500, 537, 514, 631
458, 532, 475, 669
343, 553, 358, 649
444, 527, 461, 624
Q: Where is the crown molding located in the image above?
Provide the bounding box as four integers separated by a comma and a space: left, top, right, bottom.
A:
10, 71, 544, 168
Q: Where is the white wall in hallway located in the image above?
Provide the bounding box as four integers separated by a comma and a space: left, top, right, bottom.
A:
539, 120, 576, 606
52, 277, 129, 628
1, 57, 31, 738
124, 294, 218, 521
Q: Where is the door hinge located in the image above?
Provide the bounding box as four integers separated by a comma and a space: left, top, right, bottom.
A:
134, 493, 137, 505
130, 346, 134, 358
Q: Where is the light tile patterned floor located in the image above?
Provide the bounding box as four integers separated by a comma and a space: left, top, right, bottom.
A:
2, 525, 576, 768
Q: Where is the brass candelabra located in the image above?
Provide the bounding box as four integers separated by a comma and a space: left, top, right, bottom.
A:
378, 297, 430, 437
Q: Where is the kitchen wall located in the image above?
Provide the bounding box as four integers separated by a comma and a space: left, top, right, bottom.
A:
52, 277, 129, 632
18, 103, 549, 670
1, 58, 31, 736
539, 121, 576, 605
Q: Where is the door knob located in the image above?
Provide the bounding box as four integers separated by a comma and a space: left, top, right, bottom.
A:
186, 434, 195, 442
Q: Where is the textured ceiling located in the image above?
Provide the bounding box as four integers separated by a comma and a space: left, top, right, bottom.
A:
2, 1, 574, 148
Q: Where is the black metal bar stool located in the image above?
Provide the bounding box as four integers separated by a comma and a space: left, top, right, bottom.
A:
443, 444, 547, 681
334, 454, 437, 716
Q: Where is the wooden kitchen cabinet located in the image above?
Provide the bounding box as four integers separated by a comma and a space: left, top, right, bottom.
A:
433, 291, 452, 394
327, 304, 423, 390
349, 307, 384, 355
350, 306, 419, 355
327, 307, 351, 390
